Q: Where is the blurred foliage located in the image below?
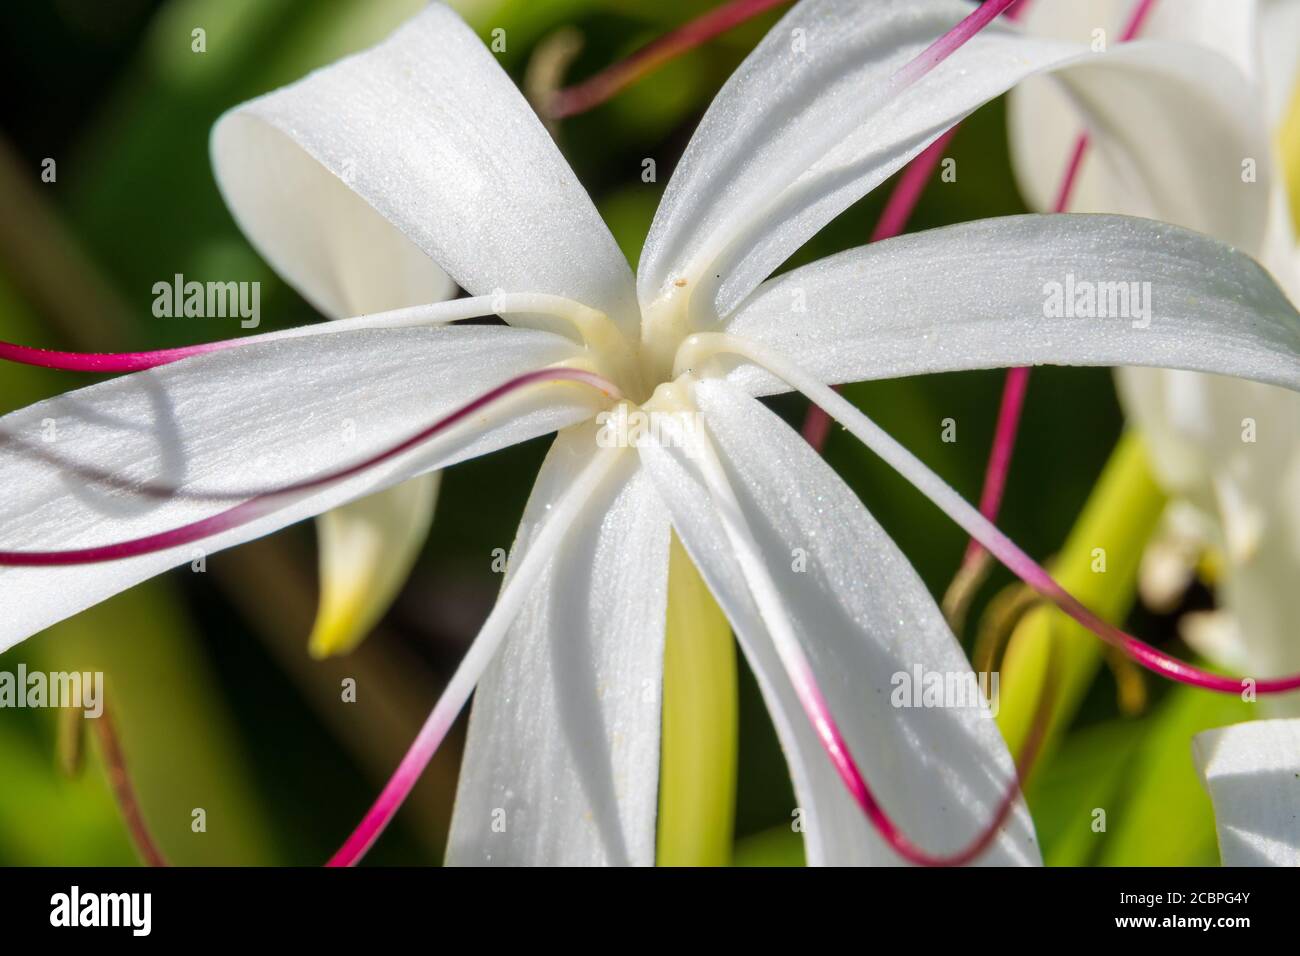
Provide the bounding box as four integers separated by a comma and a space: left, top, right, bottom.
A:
0, 0, 1236, 866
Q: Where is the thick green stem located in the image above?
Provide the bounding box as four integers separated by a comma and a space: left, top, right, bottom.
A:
996, 431, 1166, 769
657, 534, 738, 866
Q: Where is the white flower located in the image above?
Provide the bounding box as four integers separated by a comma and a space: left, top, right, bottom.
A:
2, 0, 1298, 866
1008, 0, 1300, 693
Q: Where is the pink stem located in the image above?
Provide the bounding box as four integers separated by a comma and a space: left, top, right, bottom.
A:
956, 483, 1300, 693
0, 339, 241, 373
327, 706, 453, 866
871, 127, 961, 244
1119, 0, 1160, 41
962, 364, 1029, 563
892, 0, 1025, 89
963, 0, 1157, 557
0, 368, 619, 566
548, 0, 792, 119
1052, 132, 1092, 213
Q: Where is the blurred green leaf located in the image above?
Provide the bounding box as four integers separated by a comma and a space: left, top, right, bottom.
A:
1097, 686, 1249, 866
1028, 719, 1141, 866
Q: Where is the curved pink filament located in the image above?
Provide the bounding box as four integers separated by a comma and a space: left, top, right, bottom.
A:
796, 668, 1041, 866
327, 707, 452, 866
901, 399, 1300, 694
891, 0, 1024, 89
962, 363, 1030, 563
0, 368, 619, 566
0, 339, 239, 373
1016, 553, 1299, 695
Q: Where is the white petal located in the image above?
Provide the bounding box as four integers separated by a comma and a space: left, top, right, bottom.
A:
0, 325, 595, 648
639, 0, 1266, 319
722, 215, 1300, 394
447, 425, 670, 865
211, 3, 638, 333
308, 471, 439, 658
638, 377, 1039, 866
1193, 719, 1300, 865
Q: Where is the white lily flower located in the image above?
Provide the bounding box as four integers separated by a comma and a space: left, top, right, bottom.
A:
2, 0, 1299, 867
1008, 0, 1300, 693
1194, 719, 1300, 865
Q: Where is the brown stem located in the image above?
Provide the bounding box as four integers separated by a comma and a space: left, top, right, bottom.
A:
91, 701, 169, 867
548, 0, 791, 118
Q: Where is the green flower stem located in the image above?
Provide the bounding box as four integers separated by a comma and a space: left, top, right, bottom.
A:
996, 430, 1166, 771
657, 534, 738, 866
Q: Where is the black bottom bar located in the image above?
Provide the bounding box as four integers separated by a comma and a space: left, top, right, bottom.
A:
0, 866, 1283, 941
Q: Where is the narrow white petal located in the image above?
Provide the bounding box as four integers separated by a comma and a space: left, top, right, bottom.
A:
211, 3, 638, 333
309, 471, 439, 658
0, 326, 595, 647
638, 378, 1039, 866
640, 0, 1266, 319
447, 426, 670, 865
722, 215, 1300, 395
1194, 719, 1300, 865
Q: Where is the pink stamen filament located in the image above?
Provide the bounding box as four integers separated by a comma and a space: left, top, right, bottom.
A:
0, 295, 589, 376
795, 603, 1059, 866
0, 339, 236, 374
548, 0, 792, 119
0, 368, 619, 566
964, 0, 1157, 558
329, 707, 452, 866
962, 361, 1029, 563
891, 0, 1024, 90
795, 663, 1047, 866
